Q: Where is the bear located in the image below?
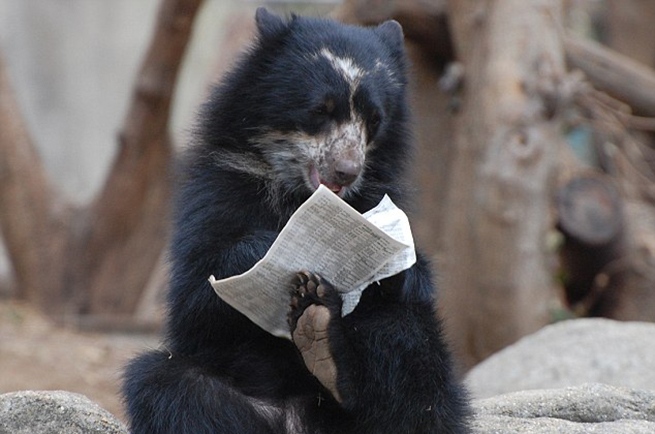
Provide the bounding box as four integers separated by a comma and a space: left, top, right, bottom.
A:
123, 8, 470, 434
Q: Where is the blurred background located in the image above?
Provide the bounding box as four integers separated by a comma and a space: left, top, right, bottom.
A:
1, 0, 655, 421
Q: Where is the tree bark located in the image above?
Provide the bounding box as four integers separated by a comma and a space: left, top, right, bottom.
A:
0, 0, 203, 320
442, 0, 564, 369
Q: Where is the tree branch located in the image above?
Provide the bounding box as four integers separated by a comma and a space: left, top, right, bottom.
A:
80, 0, 204, 314
0, 54, 70, 301
91, 0, 202, 229
564, 35, 655, 118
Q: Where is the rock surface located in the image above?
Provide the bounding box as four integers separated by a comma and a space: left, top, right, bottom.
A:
472, 383, 655, 434
467, 318, 655, 399
2, 384, 654, 434
0, 390, 127, 434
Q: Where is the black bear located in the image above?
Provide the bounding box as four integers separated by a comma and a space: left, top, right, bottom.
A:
123, 8, 470, 434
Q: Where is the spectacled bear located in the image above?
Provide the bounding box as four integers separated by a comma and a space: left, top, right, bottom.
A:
123, 8, 470, 434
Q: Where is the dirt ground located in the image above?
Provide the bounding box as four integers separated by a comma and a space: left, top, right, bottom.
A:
0, 299, 159, 421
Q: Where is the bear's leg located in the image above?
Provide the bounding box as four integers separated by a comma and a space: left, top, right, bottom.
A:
123, 350, 285, 434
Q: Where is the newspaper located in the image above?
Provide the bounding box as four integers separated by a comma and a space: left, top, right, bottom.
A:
208, 184, 416, 339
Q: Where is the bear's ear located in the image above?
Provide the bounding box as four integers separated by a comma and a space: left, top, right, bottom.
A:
255, 7, 287, 40
376, 20, 404, 50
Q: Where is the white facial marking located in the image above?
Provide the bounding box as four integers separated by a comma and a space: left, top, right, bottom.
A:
318, 48, 366, 116
252, 118, 367, 195
319, 48, 364, 85
254, 121, 366, 166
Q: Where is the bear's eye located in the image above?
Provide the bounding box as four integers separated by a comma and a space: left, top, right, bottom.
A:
370, 112, 381, 127
368, 111, 382, 140
311, 98, 335, 118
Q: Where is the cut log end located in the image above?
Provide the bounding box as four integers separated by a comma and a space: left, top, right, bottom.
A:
557, 174, 623, 246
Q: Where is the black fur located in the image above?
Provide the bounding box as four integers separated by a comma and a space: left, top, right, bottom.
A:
123, 9, 470, 434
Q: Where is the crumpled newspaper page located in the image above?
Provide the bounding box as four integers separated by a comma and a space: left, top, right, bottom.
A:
208, 185, 416, 339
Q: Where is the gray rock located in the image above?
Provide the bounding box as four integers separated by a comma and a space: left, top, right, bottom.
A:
2, 385, 652, 434
0, 390, 127, 434
467, 318, 655, 399
472, 383, 655, 434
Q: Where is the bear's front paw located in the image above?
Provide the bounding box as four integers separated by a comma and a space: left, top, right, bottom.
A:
287, 271, 341, 329
288, 272, 342, 402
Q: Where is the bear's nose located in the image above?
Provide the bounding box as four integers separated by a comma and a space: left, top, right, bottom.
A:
334, 159, 362, 186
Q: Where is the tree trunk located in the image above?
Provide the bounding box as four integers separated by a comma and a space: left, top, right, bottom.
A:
0, 0, 203, 321
442, 0, 565, 369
